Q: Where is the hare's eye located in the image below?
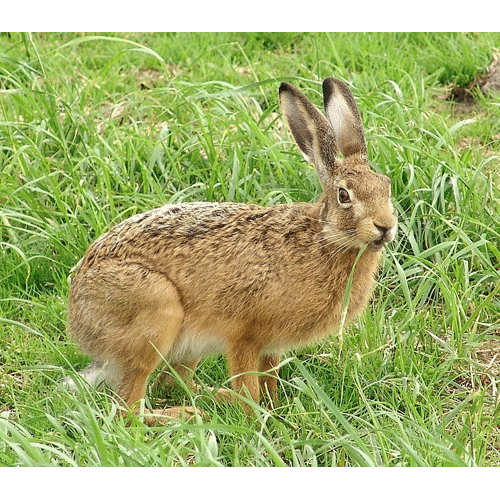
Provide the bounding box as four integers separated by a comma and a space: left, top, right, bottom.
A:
338, 188, 351, 205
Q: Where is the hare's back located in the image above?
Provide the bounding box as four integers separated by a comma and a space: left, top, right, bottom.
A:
80, 201, 255, 266
77, 200, 331, 324
110, 201, 252, 239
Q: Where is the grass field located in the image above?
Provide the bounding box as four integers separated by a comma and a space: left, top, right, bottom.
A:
0, 32, 499, 467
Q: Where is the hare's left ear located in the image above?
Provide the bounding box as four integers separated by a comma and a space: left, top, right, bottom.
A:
322, 77, 367, 159
279, 81, 338, 187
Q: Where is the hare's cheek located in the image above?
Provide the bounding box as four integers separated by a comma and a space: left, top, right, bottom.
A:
350, 200, 365, 220
356, 219, 380, 245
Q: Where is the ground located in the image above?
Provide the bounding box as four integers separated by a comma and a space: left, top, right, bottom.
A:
1, 31, 500, 467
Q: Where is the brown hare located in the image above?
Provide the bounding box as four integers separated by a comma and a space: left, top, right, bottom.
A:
66, 77, 397, 420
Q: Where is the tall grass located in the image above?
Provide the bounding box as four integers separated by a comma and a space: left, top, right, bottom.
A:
1, 32, 499, 466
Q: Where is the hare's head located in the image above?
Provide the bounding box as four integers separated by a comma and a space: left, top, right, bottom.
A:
279, 77, 397, 252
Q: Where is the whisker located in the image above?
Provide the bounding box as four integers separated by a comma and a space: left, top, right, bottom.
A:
319, 232, 351, 243
318, 234, 351, 249
302, 214, 330, 225
321, 233, 359, 267
301, 213, 362, 265
318, 232, 348, 242
318, 229, 356, 246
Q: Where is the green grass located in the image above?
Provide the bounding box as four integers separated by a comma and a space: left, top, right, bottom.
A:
1, 32, 500, 467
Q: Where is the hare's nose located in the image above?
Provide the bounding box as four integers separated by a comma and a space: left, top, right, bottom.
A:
375, 223, 396, 243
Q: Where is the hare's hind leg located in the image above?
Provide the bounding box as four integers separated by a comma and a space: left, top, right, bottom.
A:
110, 270, 185, 409
70, 260, 199, 423
109, 270, 202, 423
152, 358, 200, 392
77, 261, 189, 415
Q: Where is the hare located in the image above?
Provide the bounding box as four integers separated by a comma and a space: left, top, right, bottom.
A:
67, 77, 397, 419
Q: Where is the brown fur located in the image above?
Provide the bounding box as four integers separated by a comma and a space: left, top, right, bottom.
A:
67, 77, 397, 418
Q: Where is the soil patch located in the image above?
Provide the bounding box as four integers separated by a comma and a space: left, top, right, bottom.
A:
448, 51, 500, 105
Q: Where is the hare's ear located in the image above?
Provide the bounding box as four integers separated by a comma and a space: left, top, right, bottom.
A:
279, 82, 338, 185
322, 77, 367, 159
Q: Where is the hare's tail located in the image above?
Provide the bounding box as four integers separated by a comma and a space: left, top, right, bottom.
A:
63, 361, 121, 392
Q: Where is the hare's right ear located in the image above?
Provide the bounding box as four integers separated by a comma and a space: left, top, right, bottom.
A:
322, 77, 367, 159
279, 82, 338, 185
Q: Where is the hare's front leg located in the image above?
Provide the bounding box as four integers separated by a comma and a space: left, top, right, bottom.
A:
227, 337, 261, 405
259, 353, 281, 401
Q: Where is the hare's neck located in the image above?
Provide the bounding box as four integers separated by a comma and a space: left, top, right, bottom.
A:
331, 246, 382, 323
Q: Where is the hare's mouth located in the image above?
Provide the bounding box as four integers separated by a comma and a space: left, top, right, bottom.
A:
368, 222, 397, 252
369, 239, 384, 252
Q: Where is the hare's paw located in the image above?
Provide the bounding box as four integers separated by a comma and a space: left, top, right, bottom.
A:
137, 406, 204, 426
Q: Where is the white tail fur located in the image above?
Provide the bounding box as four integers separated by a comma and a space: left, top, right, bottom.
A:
63, 361, 121, 392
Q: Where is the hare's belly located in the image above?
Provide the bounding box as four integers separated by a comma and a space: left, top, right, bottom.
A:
166, 303, 338, 364
168, 327, 227, 363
